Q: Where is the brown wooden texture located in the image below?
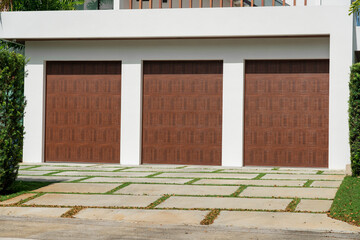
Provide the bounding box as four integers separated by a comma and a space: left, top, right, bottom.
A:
244, 60, 329, 168
142, 61, 223, 166
45, 61, 121, 163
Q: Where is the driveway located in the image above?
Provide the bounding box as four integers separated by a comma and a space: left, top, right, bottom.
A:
1, 163, 358, 234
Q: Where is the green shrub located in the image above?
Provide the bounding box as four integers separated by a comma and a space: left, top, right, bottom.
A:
349, 63, 360, 177
0, 46, 26, 193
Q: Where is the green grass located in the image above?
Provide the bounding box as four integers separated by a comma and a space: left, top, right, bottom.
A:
329, 176, 360, 226
285, 198, 300, 212
0, 181, 53, 202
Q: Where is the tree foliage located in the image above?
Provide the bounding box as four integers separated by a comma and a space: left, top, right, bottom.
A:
1, 0, 81, 11
350, 0, 360, 16
0, 46, 26, 193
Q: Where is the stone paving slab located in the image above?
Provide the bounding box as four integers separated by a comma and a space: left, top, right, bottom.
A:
262, 174, 344, 181
116, 184, 238, 196
195, 179, 306, 187
19, 171, 55, 176
17, 176, 83, 183
222, 169, 320, 174
213, 211, 360, 233
0, 207, 70, 218
240, 187, 337, 199
296, 199, 333, 212
122, 168, 215, 173
74, 209, 207, 225
158, 173, 258, 179
33, 183, 120, 193
311, 181, 342, 188
32, 166, 121, 172
82, 177, 190, 184
55, 171, 151, 177
24, 194, 159, 207
0, 194, 36, 205
157, 196, 291, 210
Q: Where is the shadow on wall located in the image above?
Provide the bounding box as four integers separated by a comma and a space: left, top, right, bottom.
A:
75, 0, 113, 10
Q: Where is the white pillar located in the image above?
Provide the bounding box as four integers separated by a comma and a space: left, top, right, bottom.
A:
120, 59, 142, 165
221, 60, 244, 167
114, 0, 120, 9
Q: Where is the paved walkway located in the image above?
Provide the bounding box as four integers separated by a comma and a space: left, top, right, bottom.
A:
0, 163, 358, 234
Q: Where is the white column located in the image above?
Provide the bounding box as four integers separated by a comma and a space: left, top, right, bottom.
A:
113, 0, 120, 9
23, 60, 45, 163
120, 59, 142, 165
221, 60, 244, 167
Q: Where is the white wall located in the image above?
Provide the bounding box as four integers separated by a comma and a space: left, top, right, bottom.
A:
23, 37, 352, 169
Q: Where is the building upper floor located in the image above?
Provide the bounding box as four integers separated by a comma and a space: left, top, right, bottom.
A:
0, 0, 354, 42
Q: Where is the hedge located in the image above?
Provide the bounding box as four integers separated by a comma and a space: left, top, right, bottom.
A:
349, 63, 360, 177
0, 46, 26, 193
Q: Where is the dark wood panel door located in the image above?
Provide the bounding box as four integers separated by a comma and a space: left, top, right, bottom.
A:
142, 61, 223, 165
244, 60, 329, 168
45, 61, 121, 163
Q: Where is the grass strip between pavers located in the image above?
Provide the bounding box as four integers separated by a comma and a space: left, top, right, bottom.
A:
200, 209, 221, 225
43, 170, 65, 176
316, 171, 324, 175
230, 185, 247, 197
303, 180, 315, 187
146, 195, 171, 209
146, 172, 164, 178
253, 173, 266, 180
184, 178, 201, 185
329, 176, 360, 226
61, 206, 86, 218
70, 177, 94, 183
106, 183, 132, 194
285, 198, 301, 212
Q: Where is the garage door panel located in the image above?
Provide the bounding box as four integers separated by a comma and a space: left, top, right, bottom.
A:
244, 60, 329, 168
45, 61, 121, 163
142, 61, 223, 165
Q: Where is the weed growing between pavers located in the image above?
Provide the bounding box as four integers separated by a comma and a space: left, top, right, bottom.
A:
316, 171, 324, 175
230, 186, 247, 197
184, 178, 201, 185
0, 181, 53, 202
285, 198, 301, 212
61, 206, 85, 218
200, 209, 220, 225
146, 172, 164, 178
329, 176, 360, 226
303, 180, 315, 187
106, 183, 132, 194
146, 195, 171, 209
253, 173, 266, 180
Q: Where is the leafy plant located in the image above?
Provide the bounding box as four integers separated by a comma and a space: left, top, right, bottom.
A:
349, 63, 360, 177
0, 46, 26, 193
350, 0, 360, 15
1, 0, 83, 11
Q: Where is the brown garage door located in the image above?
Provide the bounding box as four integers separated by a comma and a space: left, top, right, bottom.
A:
45, 61, 121, 163
244, 60, 329, 168
142, 61, 223, 165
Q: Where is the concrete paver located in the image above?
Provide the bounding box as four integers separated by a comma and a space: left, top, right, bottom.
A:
0, 194, 36, 205
295, 199, 333, 212
33, 166, 121, 171
195, 179, 306, 187
240, 187, 337, 199
213, 211, 360, 233
0, 207, 70, 218
158, 173, 258, 179
34, 183, 120, 193
157, 196, 291, 210
82, 177, 190, 184
55, 171, 151, 177
122, 168, 215, 172
18, 171, 55, 176
74, 209, 207, 225
24, 194, 159, 207
17, 176, 83, 182
310, 181, 342, 188
262, 174, 344, 181
115, 184, 238, 196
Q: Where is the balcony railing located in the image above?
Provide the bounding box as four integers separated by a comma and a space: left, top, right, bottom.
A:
125, 0, 313, 9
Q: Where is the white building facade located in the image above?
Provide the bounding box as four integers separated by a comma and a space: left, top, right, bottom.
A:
0, 0, 356, 169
